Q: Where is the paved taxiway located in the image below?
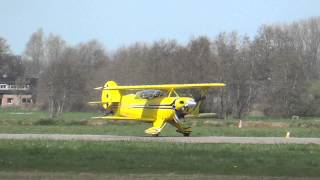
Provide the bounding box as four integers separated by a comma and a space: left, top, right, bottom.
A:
0, 134, 320, 144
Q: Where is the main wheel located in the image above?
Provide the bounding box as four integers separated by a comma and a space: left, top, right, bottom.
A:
183, 133, 190, 137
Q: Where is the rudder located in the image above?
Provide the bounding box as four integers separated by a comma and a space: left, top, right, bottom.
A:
101, 81, 122, 110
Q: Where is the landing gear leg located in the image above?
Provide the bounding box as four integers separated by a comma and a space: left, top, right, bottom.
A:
169, 121, 192, 137
144, 119, 166, 137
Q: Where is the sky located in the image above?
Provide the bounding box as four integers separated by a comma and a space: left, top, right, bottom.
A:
1, 0, 320, 54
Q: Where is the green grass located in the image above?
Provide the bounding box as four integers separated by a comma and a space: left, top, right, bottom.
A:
1, 107, 320, 137
0, 140, 319, 177
1, 125, 320, 137
0, 107, 98, 125
3, 172, 307, 180
245, 115, 320, 121
1, 108, 320, 177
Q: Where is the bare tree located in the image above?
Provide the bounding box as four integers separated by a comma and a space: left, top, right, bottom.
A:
45, 33, 66, 64
17, 16, 320, 118
39, 47, 88, 118
0, 37, 10, 55
24, 28, 45, 76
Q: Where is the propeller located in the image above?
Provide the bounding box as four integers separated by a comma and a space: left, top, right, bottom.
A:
172, 98, 197, 124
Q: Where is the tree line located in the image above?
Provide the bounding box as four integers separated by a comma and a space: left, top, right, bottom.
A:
1, 17, 320, 119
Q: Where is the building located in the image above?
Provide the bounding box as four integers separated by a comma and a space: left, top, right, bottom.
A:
0, 76, 36, 107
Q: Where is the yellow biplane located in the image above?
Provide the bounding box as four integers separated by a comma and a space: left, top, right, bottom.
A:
90, 81, 225, 136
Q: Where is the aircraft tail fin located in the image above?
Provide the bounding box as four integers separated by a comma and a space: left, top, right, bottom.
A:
100, 81, 122, 110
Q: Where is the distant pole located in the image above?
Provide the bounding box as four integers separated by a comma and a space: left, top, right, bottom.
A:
238, 120, 242, 128
285, 132, 290, 138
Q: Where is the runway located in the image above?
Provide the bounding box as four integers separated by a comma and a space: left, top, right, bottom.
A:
0, 133, 320, 144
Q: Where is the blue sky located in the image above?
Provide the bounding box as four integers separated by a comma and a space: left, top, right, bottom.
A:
1, 0, 320, 54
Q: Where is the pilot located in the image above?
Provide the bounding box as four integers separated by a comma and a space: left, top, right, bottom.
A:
153, 90, 161, 98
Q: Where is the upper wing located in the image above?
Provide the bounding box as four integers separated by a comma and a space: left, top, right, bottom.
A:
95, 83, 225, 90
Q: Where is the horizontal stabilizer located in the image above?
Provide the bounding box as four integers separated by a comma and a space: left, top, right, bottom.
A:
88, 101, 108, 105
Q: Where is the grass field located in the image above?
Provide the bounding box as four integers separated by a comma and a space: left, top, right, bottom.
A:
0, 140, 319, 177
2, 172, 319, 180
1, 107, 320, 137
1, 108, 320, 178
0, 107, 320, 137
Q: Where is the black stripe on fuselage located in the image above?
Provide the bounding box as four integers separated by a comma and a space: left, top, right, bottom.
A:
130, 100, 175, 109
130, 105, 173, 110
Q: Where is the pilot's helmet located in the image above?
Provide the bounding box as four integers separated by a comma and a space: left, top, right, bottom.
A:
154, 90, 161, 97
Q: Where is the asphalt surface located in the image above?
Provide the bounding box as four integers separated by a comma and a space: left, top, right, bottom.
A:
0, 133, 320, 144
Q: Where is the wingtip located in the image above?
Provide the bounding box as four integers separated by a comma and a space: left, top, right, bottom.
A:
88, 101, 108, 105
88, 102, 99, 105
91, 116, 102, 119
94, 87, 103, 90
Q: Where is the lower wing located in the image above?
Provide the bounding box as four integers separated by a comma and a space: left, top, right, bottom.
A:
92, 116, 153, 121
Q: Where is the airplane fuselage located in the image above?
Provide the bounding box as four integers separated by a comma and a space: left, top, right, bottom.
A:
112, 94, 193, 123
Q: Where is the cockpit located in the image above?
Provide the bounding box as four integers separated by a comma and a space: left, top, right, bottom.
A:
135, 89, 166, 99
